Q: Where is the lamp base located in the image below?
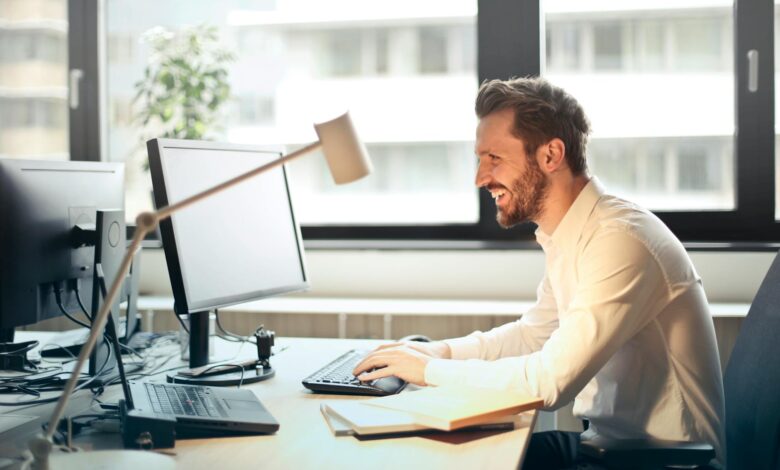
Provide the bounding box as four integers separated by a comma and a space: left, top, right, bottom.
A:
48, 450, 175, 470
26, 436, 175, 470
166, 364, 274, 386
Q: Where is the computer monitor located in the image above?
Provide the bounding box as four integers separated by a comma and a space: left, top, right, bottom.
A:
0, 159, 126, 376
148, 139, 309, 383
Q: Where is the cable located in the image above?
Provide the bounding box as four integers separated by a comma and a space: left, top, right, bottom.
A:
7, 333, 115, 395
2, 327, 198, 405
118, 343, 145, 361
50, 410, 121, 446
38, 341, 79, 363
214, 310, 255, 344
53, 282, 131, 373
189, 362, 247, 388
0, 330, 182, 405
54, 290, 91, 330
51, 295, 121, 382
74, 280, 93, 322
53, 283, 93, 328
0, 340, 38, 356
100, 332, 182, 385
0, 341, 113, 406
174, 313, 190, 335
0, 366, 60, 381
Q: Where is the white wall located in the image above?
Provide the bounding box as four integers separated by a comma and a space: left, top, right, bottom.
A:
139, 248, 775, 303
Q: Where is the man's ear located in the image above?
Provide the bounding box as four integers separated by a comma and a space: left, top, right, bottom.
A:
538, 138, 566, 173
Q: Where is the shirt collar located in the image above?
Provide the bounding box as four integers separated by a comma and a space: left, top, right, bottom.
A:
535, 177, 606, 251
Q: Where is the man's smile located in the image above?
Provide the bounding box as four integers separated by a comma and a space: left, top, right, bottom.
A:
488, 187, 510, 208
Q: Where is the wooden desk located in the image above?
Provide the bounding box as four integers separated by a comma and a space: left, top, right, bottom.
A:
2, 334, 536, 470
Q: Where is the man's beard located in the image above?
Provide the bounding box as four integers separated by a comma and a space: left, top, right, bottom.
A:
496, 159, 548, 228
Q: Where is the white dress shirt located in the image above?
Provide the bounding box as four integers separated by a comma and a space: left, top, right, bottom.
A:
425, 178, 725, 461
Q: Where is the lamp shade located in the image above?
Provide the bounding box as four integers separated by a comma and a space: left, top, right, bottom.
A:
314, 112, 373, 185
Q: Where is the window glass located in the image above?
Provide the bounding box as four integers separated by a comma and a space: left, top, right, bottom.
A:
545, 0, 735, 211
105, 0, 479, 225
419, 26, 449, 74
593, 23, 623, 70
0, 0, 69, 160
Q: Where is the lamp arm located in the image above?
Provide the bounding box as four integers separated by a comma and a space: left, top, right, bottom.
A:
157, 141, 321, 219
42, 139, 323, 443
44, 227, 148, 441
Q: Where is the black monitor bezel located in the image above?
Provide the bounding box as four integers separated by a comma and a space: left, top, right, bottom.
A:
148, 138, 309, 315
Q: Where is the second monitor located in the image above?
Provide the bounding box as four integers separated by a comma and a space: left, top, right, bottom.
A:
148, 139, 309, 385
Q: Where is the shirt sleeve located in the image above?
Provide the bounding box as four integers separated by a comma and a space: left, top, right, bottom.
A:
444, 272, 560, 361
426, 229, 670, 410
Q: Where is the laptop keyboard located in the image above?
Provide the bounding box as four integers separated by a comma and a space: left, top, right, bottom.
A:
302, 349, 406, 396
145, 383, 227, 418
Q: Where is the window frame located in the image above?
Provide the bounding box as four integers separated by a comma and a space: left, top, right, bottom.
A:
68, 0, 103, 163
77, 0, 780, 246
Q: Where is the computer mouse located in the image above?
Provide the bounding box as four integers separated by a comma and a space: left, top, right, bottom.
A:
398, 334, 432, 343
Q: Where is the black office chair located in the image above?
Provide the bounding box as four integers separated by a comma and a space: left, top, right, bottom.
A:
578, 250, 780, 470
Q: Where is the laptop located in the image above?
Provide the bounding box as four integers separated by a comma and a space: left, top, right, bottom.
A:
108, 322, 278, 444
124, 380, 279, 438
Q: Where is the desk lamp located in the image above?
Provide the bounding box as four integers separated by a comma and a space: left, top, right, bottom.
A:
26, 112, 372, 469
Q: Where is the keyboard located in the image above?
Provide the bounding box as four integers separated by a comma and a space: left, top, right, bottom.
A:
302, 349, 407, 396
144, 382, 227, 418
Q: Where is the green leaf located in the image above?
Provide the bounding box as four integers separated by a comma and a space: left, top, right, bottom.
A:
132, 23, 233, 155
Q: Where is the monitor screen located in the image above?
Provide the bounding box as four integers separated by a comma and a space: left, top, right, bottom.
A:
149, 139, 309, 314
0, 159, 124, 335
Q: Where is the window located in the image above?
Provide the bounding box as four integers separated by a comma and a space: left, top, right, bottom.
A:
593, 22, 623, 70
61, 0, 779, 243
107, 33, 135, 64
419, 26, 449, 74
322, 30, 363, 77
0, 1, 69, 160
546, 23, 581, 71
104, 0, 479, 229
545, 1, 735, 213
635, 21, 665, 71
672, 17, 726, 71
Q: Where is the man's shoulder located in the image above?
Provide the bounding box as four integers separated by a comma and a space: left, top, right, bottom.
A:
588, 193, 662, 235
582, 193, 698, 285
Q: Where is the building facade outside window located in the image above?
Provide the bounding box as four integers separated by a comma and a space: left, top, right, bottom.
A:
0, 0, 69, 160
545, 0, 734, 212
105, 0, 479, 226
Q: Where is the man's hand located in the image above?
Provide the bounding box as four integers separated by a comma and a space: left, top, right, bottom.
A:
352, 341, 451, 386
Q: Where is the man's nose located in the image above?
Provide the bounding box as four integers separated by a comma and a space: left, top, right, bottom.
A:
475, 161, 491, 188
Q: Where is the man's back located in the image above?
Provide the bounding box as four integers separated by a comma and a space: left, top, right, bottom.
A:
427, 179, 725, 463
568, 186, 725, 461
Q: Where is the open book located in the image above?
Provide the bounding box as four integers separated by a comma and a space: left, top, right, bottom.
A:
363, 385, 543, 431
321, 401, 525, 436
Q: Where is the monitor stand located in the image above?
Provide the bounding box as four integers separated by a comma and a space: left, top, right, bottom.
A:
0, 328, 13, 343
165, 311, 275, 386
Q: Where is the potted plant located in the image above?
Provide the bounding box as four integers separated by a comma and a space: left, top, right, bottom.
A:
134, 24, 235, 147
125, 24, 234, 218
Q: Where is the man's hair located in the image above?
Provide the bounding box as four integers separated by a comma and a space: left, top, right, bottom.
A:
475, 77, 590, 175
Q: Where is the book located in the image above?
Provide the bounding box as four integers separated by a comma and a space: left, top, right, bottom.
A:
322, 401, 428, 436
321, 400, 525, 436
319, 403, 356, 436
363, 386, 543, 431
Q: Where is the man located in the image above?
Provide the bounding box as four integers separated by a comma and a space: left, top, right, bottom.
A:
354, 77, 725, 469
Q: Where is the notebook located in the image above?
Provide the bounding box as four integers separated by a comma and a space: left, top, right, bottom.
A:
321, 400, 525, 436
363, 386, 543, 431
